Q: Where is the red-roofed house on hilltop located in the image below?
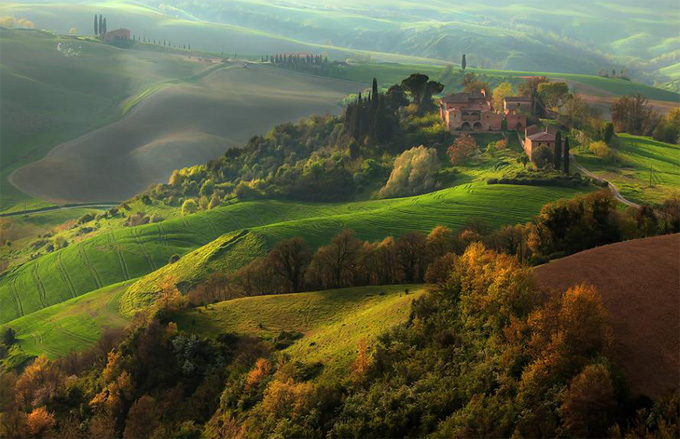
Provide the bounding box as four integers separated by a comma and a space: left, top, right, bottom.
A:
101, 28, 130, 42
523, 125, 561, 160
440, 90, 527, 132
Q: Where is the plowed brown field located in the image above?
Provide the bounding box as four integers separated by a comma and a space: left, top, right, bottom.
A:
535, 234, 680, 398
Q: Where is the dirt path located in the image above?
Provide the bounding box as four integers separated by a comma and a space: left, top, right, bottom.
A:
0, 203, 118, 218
570, 154, 641, 209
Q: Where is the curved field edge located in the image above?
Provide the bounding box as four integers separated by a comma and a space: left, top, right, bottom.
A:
175, 284, 427, 380
1, 183, 588, 324
1, 280, 135, 367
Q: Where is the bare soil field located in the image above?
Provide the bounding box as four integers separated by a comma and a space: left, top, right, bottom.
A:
535, 234, 680, 398
10, 64, 362, 203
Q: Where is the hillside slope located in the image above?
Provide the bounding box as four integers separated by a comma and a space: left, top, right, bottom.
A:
535, 234, 680, 398
0, 183, 586, 324
9, 63, 363, 203
175, 284, 426, 380
0, 28, 218, 211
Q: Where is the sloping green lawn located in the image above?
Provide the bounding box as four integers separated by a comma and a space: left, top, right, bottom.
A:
573, 134, 680, 205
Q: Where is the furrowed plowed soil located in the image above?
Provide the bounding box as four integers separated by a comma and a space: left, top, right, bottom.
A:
535, 234, 680, 398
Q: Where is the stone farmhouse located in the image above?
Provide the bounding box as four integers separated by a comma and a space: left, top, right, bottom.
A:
503, 96, 532, 115
523, 125, 561, 161
440, 90, 527, 132
101, 28, 130, 42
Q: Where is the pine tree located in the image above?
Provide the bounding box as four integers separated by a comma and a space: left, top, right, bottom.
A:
563, 137, 570, 174
554, 131, 562, 170
94, 14, 98, 35
462, 54, 467, 70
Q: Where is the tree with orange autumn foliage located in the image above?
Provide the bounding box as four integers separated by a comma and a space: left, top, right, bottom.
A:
14, 355, 65, 411
25, 406, 55, 438
245, 358, 272, 391
351, 338, 372, 383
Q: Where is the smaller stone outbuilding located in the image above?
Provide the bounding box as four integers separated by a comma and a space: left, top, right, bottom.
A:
101, 28, 130, 42
524, 125, 561, 161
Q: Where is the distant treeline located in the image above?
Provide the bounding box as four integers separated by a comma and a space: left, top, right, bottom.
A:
263, 53, 327, 64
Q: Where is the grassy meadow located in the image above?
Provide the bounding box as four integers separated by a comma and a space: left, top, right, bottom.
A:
175, 284, 426, 380
1, 182, 588, 325
573, 134, 680, 205
2, 281, 133, 366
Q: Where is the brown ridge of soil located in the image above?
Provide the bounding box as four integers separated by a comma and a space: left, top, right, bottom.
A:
534, 234, 680, 399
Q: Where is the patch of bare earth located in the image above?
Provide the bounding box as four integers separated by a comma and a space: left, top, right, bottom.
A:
534, 234, 680, 399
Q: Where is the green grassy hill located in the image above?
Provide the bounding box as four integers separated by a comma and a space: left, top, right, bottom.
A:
2, 280, 133, 366
1, 183, 587, 325
573, 134, 680, 205
175, 284, 426, 380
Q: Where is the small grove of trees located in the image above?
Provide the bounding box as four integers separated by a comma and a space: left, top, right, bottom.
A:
379, 146, 441, 198
266, 53, 327, 65
344, 78, 401, 144
611, 93, 659, 136
94, 14, 107, 35
652, 107, 680, 144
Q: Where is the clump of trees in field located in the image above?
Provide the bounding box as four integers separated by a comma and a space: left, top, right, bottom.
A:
379, 146, 441, 198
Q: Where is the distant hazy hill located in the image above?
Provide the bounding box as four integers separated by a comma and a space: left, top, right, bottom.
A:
2, 0, 679, 86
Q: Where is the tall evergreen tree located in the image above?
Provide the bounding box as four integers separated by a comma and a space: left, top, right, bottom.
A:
94, 14, 98, 35
372, 78, 379, 111
462, 54, 467, 70
102, 17, 107, 34
554, 131, 562, 170
98, 15, 103, 34
563, 137, 570, 174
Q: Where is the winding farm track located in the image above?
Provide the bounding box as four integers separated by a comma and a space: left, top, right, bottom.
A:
570, 154, 640, 209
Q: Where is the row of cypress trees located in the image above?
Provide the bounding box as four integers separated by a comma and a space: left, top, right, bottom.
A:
93, 14, 107, 35
344, 78, 399, 144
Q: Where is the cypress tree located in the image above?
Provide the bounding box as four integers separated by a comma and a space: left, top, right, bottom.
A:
462, 54, 466, 70
99, 15, 103, 34
94, 14, 98, 35
563, 137, 570, 174
102, 17, 107, 34
554, 131, 562, 170
372, 77, 379, 110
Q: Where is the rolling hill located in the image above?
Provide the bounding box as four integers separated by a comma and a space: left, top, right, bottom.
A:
0, 183, 588, 325
535, 234, 680, 398
9, 63, 362, 203
4, 0, 679, 83
0, 28, 221, 211
175, 284, 426, 380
